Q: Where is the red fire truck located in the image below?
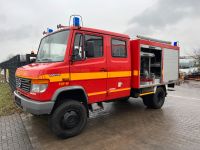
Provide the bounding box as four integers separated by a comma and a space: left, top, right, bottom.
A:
14, 17, 179, 138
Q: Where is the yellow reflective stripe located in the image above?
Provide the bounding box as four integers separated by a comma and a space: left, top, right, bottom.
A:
140, 92, 154, 96
108, 71, 131, 78
70, 72, 107, 81
15, 75, 37, 79
109, 88, 131, 93
88, 88, 131, 97
17, 71, 131, 82
133, 70, 139, 76
71, 71, 131, 81
31, 79, 49, 84
16, 70, 29, 78
88, 91, 107, 96
39, 73, 69, 82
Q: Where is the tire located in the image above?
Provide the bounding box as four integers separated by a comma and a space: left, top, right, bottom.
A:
142, 87, 166, 109
142, 95, 152, 107
49, 100, 87, 139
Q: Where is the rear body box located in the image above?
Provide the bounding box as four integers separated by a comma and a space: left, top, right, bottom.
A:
130, 39, 180, 89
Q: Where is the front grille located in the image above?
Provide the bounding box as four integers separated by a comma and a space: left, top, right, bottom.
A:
16, 77, 31, 92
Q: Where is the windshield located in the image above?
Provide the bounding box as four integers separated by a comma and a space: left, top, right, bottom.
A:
36, 30, 69, 62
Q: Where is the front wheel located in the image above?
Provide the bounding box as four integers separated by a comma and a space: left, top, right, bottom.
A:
142, 87, 166, 109
49, 100, 87, 139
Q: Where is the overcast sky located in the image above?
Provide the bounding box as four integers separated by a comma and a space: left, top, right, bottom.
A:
0, 0, 200, 62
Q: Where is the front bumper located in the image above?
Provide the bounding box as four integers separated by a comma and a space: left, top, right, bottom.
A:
14, 91, 55, 115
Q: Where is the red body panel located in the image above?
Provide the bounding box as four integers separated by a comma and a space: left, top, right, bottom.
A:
69, 29, 107, 103
16, 62, 70, 101
140, 40, 179, 50
69, 30, 131, 103
130, 40, 140, 89
106, 36, 131, 100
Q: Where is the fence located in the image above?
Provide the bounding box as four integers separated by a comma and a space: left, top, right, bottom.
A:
0, 54, 36, 91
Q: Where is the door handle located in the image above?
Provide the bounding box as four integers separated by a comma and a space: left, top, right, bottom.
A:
99, 68, 107, 72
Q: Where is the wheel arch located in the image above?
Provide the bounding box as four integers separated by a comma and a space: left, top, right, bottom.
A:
51, 86, 89, 116
155, 85, 167, 96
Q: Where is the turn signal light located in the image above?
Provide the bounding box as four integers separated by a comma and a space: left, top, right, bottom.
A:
31, 79, 49, 84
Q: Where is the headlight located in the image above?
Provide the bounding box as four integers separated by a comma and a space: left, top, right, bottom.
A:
30, 79, 49, 93
31, 84, 48, 93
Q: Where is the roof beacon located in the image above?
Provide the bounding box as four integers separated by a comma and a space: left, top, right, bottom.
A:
47, 28, 53, 33
174, 41, 179, 46
69, 15, 83, 28
73, 17, 80, 27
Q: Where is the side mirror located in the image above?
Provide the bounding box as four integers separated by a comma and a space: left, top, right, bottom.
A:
72, 48, 81, 61
30, 58, 36, 63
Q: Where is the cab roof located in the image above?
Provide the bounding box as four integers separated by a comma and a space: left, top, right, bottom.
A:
45, 26, 130, 39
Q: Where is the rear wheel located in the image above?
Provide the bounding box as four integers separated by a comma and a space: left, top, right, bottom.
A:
142, 95, 152, 107
49, 100, 87, 139
142, 87, 166, 109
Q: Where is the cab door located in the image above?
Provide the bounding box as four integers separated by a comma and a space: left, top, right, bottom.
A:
69, 30, 107, 104
106, 37, 131, 100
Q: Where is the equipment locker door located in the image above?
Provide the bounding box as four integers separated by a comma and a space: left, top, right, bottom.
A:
69, 30, 107, 104
106, 37, 131, 100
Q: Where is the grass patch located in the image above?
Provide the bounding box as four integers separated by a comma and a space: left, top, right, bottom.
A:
0, 75, 19, 116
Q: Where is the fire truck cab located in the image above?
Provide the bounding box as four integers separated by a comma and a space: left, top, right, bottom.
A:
14, 18, 179, 138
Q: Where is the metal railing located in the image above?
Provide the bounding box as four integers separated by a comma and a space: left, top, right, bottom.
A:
0, 54, 36, 91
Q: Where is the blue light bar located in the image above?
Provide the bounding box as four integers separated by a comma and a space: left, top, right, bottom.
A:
174, 41, 178, 46
73, 17, 80, 27
47, 28, 53, 33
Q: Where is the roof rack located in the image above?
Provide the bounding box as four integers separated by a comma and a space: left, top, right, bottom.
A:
57, 24, 68, 29
137, 35, 172, 45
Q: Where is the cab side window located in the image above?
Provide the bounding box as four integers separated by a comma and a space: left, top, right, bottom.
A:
111, 39, 127, 58
84, 35, 103, 58
73, 33, 83, 60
